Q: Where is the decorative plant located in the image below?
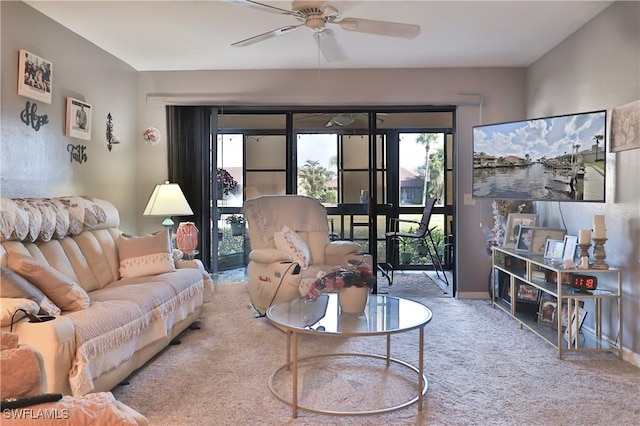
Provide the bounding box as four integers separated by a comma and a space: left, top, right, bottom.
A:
305, 260, 374, 301
216, 168, 238, 195
225, 214, 245, 225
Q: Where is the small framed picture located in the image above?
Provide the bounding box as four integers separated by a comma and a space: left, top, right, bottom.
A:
538, 295, 557, 325
66, 97, 92, 140
516, 282, 539, 303
562, 235, 578, 261
544, 239, 565, 260
17, 49, 52, 104
530, 228, 567, 255
553, 300, 584, 331
515, 226, 536, 252
563, 305, 588, 345
504, 213, 539, 248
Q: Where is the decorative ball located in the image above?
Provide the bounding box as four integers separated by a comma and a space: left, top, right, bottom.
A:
143, 127, 161, 145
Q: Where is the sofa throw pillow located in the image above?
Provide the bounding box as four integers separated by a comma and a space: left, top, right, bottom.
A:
7, 253, 90, 312
0, 298, 40, 327
0, 266, 61, 316
274, 225, 311, 270
117, 229, 175, 278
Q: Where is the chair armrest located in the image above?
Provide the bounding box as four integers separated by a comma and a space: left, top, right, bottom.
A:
248, 248, 292, 264
325, 240, 363, 256
325, 241, 365, 265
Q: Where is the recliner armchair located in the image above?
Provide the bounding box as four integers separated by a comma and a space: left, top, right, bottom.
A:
243, 195, 373, 316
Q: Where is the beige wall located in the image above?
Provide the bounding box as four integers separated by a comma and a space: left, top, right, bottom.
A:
527, 1, 640, 364
0, 1, 139, 233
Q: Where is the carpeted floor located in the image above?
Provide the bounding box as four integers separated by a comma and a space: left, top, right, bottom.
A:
112, 272, 639, 425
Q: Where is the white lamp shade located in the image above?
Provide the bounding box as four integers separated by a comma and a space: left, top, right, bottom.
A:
143, 181, 194, 217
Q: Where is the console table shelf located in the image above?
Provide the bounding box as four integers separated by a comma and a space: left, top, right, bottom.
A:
491, 247, 621, 359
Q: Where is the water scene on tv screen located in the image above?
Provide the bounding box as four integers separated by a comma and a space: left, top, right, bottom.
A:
473, 111, 606, 201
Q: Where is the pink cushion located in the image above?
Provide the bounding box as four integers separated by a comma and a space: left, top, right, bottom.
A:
117, 230, 175, 278
7, 253, 90, 312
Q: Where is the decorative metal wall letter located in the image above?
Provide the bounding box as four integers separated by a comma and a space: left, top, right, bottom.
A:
20, 101, 49, 131
67, 144, 87, 164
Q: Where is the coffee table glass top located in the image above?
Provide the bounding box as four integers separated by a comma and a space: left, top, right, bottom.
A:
267, 293, 432, 336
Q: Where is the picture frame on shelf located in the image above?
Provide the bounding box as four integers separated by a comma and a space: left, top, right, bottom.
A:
515, 282, 540, 303
544, 239, 565, 260
538, 295, 557, 326
65, 97, 92, 140
504, 213, 539, 249
17, 49, 52, 104
553, 300, 584, 331
562, 235, 578, 261
530, 228, 567, 255
563, 305, 588, 344
515, 226, 536, 252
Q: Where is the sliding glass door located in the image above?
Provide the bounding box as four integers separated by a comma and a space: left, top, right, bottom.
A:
211, 108, 456, 292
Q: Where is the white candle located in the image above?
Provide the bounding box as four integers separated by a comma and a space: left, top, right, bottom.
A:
578, 229, 591, 245
593, 215, 606, 239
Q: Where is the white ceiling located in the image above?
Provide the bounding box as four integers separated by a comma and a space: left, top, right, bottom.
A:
26, 0, 613, 72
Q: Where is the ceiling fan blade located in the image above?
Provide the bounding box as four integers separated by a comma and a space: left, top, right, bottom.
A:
232, 24, 303, 47
225, 0, 294, 15
336, 18, 420, 39
314, 29, 348, 62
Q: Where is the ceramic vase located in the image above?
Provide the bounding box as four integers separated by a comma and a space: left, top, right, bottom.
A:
176, 222, 198, 254
338, 286, 369, 314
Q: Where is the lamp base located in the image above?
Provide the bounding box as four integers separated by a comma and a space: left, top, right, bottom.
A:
162, 217, 175, 229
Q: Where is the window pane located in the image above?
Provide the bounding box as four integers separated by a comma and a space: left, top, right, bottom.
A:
343, 135, 368, 169
343, 171, 369, 204
245, 171, 286, 197
297, 134, 337, 204
246, 135, 285, 170
217, 134, 243, 207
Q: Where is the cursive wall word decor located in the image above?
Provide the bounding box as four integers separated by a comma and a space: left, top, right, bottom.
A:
20, 101, 49, 131
67, 144, 87, 164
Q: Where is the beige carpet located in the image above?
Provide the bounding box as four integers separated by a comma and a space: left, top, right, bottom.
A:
112, 272, 640, 425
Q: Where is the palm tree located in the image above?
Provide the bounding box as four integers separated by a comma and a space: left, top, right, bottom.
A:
593, 134, 604, 161
416, 133, 439, 205
298, 160, 335, 201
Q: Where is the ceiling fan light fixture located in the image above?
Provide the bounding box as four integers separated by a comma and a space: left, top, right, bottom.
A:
332, 114, 356, 126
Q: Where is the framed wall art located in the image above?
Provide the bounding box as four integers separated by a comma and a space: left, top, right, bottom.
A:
504, 213, 539, 248
17, 49, 52, 104
65, 97, 92, 140
610, 99, 640, 153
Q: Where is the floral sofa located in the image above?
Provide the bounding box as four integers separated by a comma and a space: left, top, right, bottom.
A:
0, 196, 213, 396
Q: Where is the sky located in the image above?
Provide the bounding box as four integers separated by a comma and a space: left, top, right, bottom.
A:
218, 132, 440, 172
473, 111, 606, 161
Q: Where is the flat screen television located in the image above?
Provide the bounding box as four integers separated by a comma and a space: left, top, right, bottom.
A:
472, 110, 606, 202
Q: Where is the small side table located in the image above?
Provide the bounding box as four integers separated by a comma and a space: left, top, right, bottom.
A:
182, 250, 199, 260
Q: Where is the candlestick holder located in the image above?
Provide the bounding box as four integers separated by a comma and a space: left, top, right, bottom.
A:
592, 238, 609, 270
577, 243, 590, 260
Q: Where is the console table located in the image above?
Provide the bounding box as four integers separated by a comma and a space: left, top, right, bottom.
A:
492, 247, 621, 359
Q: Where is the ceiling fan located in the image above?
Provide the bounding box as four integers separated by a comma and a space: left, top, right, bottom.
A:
295, 112, 387, 128
227, 0, 421, 62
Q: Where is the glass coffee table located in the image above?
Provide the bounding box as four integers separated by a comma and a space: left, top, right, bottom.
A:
266, 293, 433, 418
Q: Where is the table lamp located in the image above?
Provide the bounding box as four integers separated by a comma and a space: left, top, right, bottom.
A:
143, 181, 193, 229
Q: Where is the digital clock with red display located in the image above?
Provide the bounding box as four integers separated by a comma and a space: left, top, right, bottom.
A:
570, 274, 598, 292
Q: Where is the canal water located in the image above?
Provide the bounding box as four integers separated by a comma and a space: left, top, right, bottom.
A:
473, 163, 574, 200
